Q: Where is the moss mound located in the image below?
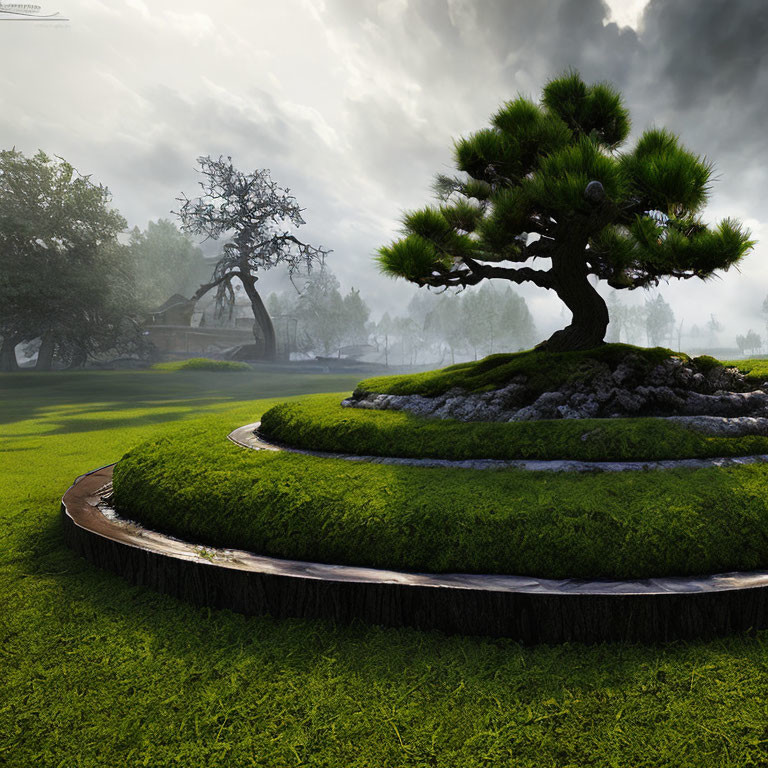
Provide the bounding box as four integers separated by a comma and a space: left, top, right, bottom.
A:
112, 352, 768, 580
152, 358, 251, 372
354, 343, 748, 399
259, 394, 768, 462
111, 411, 768, 580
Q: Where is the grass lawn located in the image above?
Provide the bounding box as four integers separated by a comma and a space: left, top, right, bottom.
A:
4, 368, 768, 766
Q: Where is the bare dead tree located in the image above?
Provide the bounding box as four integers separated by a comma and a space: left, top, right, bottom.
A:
175, 156, 330, 360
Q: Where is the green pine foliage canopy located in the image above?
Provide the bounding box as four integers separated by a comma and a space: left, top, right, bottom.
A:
376, 71, 754, 350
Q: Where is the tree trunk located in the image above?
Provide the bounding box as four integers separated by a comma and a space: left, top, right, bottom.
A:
67, 346, 88, 369
0, 336, 19, 372
239, 273, 277, 361
539, 252, 609, 352
35, 335, 56, 371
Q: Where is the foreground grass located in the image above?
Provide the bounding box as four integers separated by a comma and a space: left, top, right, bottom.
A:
4, 369, 768, 766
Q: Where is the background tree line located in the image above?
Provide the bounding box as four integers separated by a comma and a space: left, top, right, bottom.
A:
3, 148, 766, 371
0, 150, 208, 370
0, 149, 541, 370
606, 289, 768, 357
267, 276, 537, 365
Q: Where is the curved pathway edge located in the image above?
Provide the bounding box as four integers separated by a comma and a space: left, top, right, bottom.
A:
63, 463, 768, 643
229, 422, 768, 473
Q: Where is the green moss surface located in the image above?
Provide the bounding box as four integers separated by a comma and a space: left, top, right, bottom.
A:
113, 413, 768, 580
355, 344, 768, 400
152, 357, 251, 372
726, 358, 768, 379
259, 394, 768, 462
354, 344, 694, 397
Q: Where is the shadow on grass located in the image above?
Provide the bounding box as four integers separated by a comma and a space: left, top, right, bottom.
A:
0, 370, 361, 426
10, 503, 430, 665
6, 406, 219, 436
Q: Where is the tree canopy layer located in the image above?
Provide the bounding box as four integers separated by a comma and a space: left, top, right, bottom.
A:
127, 219, 207, 310
0, 149, 131, 370
377, 71, 755, 351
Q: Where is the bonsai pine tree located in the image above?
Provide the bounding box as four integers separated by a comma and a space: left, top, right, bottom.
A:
377, 71, 755, 352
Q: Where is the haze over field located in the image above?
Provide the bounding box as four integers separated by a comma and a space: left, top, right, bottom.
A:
2, 0, 766, 350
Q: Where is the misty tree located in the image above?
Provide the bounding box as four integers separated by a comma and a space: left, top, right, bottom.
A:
689, 323, 702, 341
707, 314, 723, 346
127, 219, 208, 309
606, 293, 648, 346
400, 293, 448, 363
377, 71, 754, 352
496, 286, 536, 351
644, 293, 675, 347
0, 149, 130, 371
761, 295, 768, 346
605, 292, 625, 343
605, 291, 644, 344
371, 311, 395, 366
736, 329, 761, 356
391, 315, 423, 366
267, 268, 371, 357
176, 156, 330, 361
295, 269, 345, 356
375, 285, 536, 366
456, 283, 536, 358
341, 288, 371, 347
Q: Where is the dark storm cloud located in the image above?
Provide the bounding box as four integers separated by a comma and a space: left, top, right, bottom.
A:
475, 0, 641, 87
634, 0, 768, 207
321, 0, 764, 201
320, 0, 644, 195
323, 0, 641, 96
322, 0, 765, 150
318, 0, 645, 214
642, 0, 768, 107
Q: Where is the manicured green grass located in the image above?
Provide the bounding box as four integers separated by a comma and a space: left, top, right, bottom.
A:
354, 343, 701, 397
6, 368, 768, 766
727, 358, 768, 379
152, 357, 252, 372
260, 394, 768, 461
114, 404, 768, 579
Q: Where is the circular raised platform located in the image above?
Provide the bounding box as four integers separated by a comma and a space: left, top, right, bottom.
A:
229, 422, 768, 473
63, 464, 768, 644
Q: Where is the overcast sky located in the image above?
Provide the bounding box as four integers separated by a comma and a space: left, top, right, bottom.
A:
2, 0, 767, 345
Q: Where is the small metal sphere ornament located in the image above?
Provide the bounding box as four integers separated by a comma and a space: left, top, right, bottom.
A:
584, 180, 605, 203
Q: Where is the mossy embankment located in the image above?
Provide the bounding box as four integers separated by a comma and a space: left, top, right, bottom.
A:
259, 394, 768, 462
113, 406, 768, 580
353, 343, 764, 399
